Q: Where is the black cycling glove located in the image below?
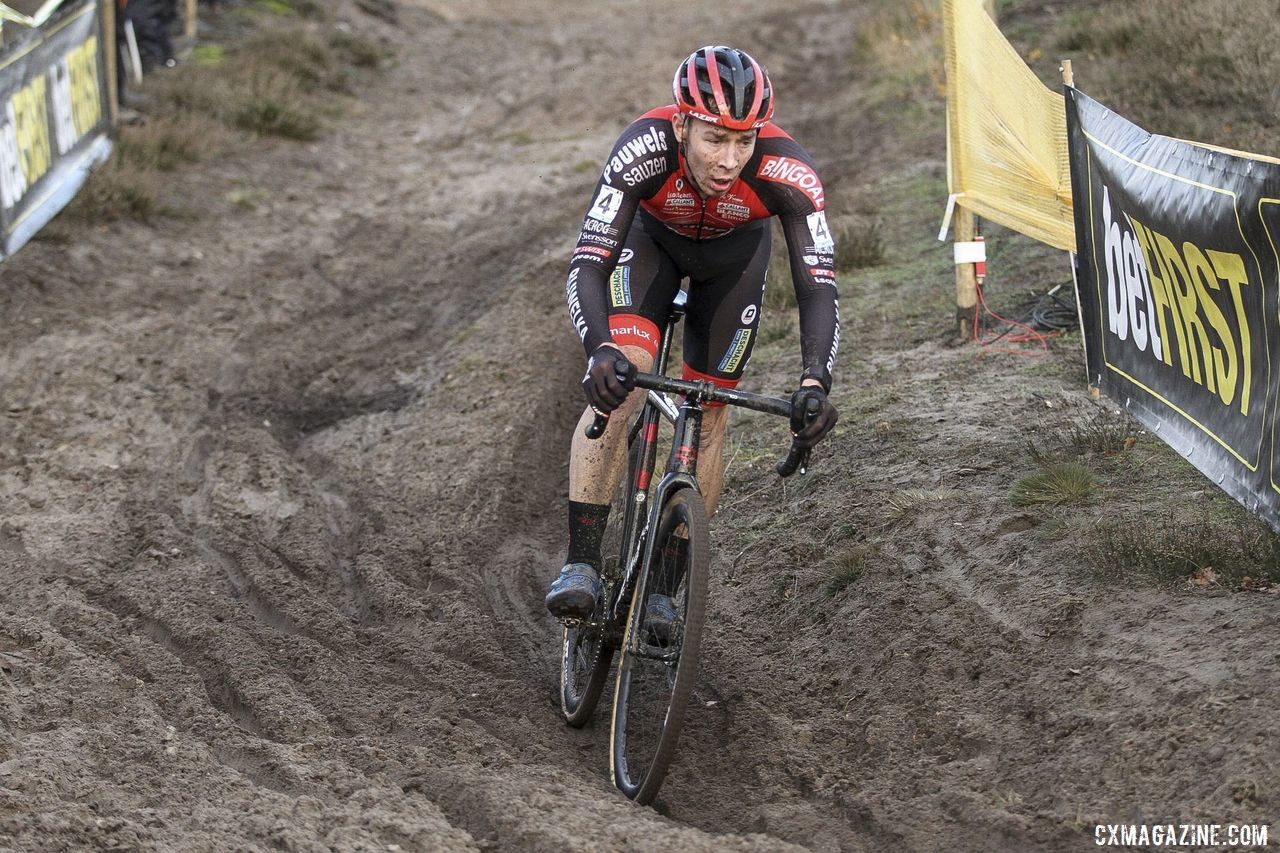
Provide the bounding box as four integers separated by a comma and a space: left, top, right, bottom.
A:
790, 385, 838, 449
582, 345, 635, 413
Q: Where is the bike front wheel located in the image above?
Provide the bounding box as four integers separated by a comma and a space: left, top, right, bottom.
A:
609, 486, 709, 804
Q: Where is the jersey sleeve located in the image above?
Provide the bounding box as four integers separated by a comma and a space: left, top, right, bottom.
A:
749, 134, 841, 391
565, 117, 677, 355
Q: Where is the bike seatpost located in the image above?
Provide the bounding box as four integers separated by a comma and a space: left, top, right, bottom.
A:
585, 358, 636, 440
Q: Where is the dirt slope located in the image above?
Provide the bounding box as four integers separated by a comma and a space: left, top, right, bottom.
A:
1, 1, 1276, 851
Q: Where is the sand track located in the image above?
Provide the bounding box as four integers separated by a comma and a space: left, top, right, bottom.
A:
1, 1, 1276, 850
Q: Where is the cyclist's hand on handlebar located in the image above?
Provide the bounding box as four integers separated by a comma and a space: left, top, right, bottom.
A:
582, 344, 635, 413
790, 384, 838, 449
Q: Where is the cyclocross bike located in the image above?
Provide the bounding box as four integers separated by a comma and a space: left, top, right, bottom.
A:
558, 289, 819, 805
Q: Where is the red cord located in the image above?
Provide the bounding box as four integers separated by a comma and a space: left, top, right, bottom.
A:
972, 278, 1060, 357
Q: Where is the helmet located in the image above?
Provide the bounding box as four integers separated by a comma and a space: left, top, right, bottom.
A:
672, 45, 774, 131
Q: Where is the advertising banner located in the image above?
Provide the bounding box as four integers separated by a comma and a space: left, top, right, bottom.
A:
0, 0, 111, 259
1066, 86, 1280, 531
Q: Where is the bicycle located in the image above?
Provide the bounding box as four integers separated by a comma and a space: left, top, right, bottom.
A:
557, 289, 819, 805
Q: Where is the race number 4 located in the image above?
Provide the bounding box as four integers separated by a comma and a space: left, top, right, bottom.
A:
807, 210, 834, 252
588, 185, 624, 224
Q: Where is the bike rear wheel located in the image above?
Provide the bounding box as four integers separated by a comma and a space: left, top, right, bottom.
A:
609, 486, 709, 804
560, 424, 649, 727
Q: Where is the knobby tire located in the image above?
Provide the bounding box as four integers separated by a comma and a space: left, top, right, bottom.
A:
609, 487, 709, 804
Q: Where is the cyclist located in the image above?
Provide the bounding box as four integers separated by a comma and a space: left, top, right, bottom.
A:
546, 45, 840, 622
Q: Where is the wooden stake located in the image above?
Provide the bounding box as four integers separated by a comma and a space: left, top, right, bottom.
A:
185, 0, 197, 40
101, 0, 117, 127
952, 0, 997, 340
954, 205, 977, 340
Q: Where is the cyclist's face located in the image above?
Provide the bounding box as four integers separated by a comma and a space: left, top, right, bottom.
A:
675, 115, 757, 197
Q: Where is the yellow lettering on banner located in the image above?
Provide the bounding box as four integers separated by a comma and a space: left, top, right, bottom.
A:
68, 36, 101, 137
1206, 249, 1252, 415
1153, 231, 1211, 387
11, 76, 51, 187
1129, 218, 1180, 368
1122, 214, 1254, 416
1184, 242, 1233, 404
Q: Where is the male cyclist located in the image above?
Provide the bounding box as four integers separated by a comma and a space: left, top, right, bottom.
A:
546, 46, 840, 622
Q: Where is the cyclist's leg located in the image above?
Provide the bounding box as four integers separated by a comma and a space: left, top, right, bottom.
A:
678, 221, 771, 519
550, 221, 683, 616
568, 221, 683, 506
568, 342, 655, 504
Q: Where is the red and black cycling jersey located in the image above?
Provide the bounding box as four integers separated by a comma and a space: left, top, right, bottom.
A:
565, 105, 840, 390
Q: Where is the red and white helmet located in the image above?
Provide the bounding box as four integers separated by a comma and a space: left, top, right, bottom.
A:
673, 45, 774, 131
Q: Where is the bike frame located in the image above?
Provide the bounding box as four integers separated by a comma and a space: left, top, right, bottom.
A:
591, 292, 803, 636
605, 297, 698, 630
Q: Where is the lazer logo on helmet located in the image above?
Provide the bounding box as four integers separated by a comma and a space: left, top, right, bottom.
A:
758, 156, 825, 207
687, 110, 722, 125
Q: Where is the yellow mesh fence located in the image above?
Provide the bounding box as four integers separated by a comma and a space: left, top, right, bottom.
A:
943, 0, 1075, 251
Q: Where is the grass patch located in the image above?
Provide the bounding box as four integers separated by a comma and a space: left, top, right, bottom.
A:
60, 160, 170, 222
230, 73, 322, 139
835, 218, 885, 271
1027, 409, 1138, 465
116, 112, 229, 172
1087, 514, 1280, 590
822, 549, 867, 597
1011, 462, 1096, 507
886, 486, 961, 521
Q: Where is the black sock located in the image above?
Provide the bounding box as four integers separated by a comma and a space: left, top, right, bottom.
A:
567, 501, 610, 569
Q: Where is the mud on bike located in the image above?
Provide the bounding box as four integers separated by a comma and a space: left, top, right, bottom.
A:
557, 289, 820, 805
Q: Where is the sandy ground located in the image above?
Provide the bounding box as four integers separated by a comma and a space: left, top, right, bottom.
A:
0, 1, 1276, 850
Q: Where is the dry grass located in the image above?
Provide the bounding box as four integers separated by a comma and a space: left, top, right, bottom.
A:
835, 218, 885, 272
1045, 0, 1280, 153
1087, 513, 1280, 590
62, 4, 385, 223
1011, 462, 1097, 507
61, 159, 170, 222
117, 112, 230, 172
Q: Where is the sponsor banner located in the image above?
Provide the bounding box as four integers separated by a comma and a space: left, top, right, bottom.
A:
758, 155, 825, 208
1066, 87, 1280, 530
0, 0, 111, 259
717, 328, 752, 374
609, 265, 631, 307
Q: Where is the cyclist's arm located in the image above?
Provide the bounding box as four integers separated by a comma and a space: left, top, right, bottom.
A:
747, 131, 840, 391
778, 209, 840, 392
565, 117, 677, 356
565, 185, 640, 354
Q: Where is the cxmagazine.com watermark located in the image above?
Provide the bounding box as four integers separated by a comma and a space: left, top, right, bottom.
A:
1095, 823, 1269, 848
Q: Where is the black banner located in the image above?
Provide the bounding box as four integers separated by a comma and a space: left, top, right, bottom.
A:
0, 0, 111, 258
1066, 87, 1280, 531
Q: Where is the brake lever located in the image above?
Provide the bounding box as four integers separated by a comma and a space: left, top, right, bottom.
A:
584, 358, 636, 440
